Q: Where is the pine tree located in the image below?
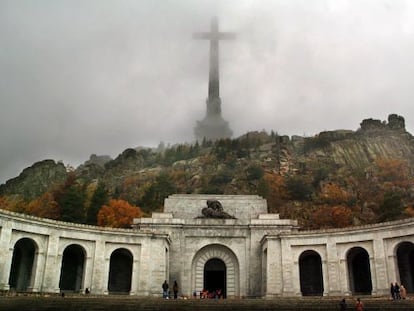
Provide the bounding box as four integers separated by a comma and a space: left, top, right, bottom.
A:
86, 183, 109, 225
54, 173, 85, 223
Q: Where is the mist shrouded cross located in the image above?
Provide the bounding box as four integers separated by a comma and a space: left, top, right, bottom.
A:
193, 17, 236, 103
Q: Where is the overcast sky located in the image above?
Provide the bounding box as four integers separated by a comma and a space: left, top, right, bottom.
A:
1, 0, 414, 184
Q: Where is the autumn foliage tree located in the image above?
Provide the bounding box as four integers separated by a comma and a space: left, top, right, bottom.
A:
97, 199, 143, 228
311, 205, 352, 229
259, 172, 288, 213
375, 158, 411, 188
319, 182, 352, 205
0, 195, 25, 213
26, 192, 60, 219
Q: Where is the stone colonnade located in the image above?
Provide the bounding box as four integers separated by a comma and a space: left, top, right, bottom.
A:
0, 210, 169, 295
262, 220, 414, 297
1, 206, 414, 297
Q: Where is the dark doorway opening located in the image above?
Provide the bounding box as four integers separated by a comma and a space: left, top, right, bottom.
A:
204, 258, 226, 298
59, 244, 85, 292
299, 250, 324, 296
9, 238, 36, 292
108, 248, 133, 294
397, 242, 414, 293
347, 247, 372, 295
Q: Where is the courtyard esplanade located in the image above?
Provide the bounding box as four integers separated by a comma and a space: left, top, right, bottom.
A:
0, 194, 414, 298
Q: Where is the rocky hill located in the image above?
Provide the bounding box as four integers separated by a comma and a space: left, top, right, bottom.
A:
1, 114, 413, 229
0, 160, 67, 201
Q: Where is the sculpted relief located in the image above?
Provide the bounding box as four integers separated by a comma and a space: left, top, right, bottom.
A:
199, 200, 236, 219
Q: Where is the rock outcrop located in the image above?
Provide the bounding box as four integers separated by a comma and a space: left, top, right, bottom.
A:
0, 160, 67, 201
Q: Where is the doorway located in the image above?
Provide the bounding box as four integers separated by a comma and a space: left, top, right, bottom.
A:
204, 258, 226, 298
108, 248, 133, 294
347, 247, 372, 295
8, 238, 36, 292
299, 250, 324, 296
59, 244, 85, 292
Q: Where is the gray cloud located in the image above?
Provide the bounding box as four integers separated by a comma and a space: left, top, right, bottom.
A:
1, 0, 414, 183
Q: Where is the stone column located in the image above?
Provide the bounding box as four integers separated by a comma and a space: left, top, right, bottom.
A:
326, 241, 341, 295
265, 237, 283, 297
42, 234, 61, 293
136, 238, 151, 296
280, 239, 298, 296
130, 255, 140, 295
386, 244, 398, 287
372, 238, 388, 295
338, 253, 351, 295
0, 222, 13, 290
83, 254, 94, 293
291, 254, 301, 296
29, 248, 47, 292
91, 240, 107, 294
135, 236, 168, 296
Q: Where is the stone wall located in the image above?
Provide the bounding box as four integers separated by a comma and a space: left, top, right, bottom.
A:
1, 194, 414, 298
262, 219, 414, 297
0, 210, 168, 295
164, 194, 268, 220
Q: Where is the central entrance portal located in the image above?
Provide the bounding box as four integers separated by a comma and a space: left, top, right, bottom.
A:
204, 258, 226, 298
192, 244, 239, 298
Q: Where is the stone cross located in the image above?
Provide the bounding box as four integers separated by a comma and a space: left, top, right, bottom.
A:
193, 17, 236, 106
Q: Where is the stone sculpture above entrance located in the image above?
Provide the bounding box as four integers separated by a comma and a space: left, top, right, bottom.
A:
198, 200, 236, 219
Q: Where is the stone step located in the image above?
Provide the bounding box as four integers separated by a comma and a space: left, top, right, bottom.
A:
1, 296, 414, 311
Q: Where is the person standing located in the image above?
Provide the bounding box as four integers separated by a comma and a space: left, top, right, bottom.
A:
391, 282, 396, 300
394, 282, 401, 300
173, 280, 179, 299
400, 284, 407, 299
339, 298, 347, 311
355, 298, 364, 311
162, 280, 169, 299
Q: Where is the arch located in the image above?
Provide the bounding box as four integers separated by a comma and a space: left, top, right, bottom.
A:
347, 247, 372, 295
396, 241, 414, 293
192, 244, 239, 298
8, 238, 37, 292
59, 244, 86, 292
108, 248, 133, 294
299, 250, 324, 296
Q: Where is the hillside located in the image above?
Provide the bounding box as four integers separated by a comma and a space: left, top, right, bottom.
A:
1, 114, 413, 229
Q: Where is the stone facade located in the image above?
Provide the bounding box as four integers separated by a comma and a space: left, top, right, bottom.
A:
1, 194, 414, 298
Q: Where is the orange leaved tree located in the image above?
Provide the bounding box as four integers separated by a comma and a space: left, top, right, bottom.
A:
311, 205, 352, 229
26, 192, 60, 219
97, 199, 143, 228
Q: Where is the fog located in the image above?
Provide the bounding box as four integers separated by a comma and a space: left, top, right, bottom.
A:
1, 0, 414, 183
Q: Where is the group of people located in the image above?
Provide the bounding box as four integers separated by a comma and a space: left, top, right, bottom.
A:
339, 298, 364, 311
198, 288, 222, 299
338, 282, 409, 311
390, 282, 407, 300
162, 280, 225, 300
162, 280, 179, 299
163, 280, 408, 308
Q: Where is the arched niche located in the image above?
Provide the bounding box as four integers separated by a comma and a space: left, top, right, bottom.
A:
299, 250, 324, 296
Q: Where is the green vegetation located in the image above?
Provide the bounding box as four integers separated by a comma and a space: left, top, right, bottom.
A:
1, 127, 413, 229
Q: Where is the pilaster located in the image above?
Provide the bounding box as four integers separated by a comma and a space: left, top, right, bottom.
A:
372, 237, 388, 295
265, 237, 283, 297
42, 234, 60, 293
326, 241, 341, 295
91, 240, 106, 294
0, 222, 13, 290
